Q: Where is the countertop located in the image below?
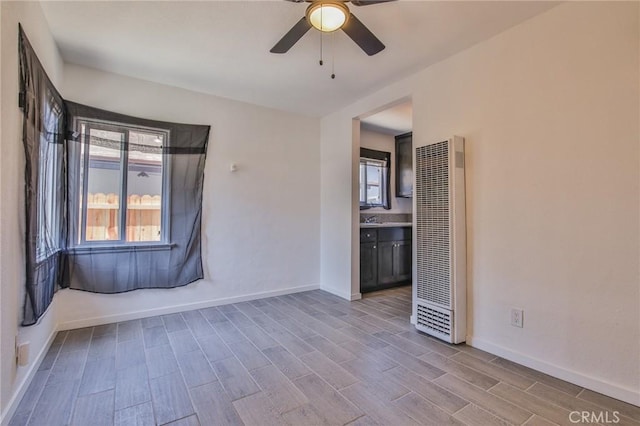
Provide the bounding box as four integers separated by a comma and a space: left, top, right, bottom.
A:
360, 222, 412, 228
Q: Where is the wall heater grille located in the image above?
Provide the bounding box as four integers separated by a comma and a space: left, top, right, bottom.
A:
416, 302, 452, 339
414, 136, 466, 344
415, 141, 450, 308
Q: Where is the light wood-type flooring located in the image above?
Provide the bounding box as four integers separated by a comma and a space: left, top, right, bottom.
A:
9, 286, 640, 425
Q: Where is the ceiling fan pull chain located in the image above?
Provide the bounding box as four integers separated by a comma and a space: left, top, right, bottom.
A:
319, 9, 324, 66
331, 32, 336, 79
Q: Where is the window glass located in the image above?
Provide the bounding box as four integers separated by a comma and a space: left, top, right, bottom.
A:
126, 131, 164, 242
35, 95, 64, 260
359, 163, 366, 203
366, 164, 381, 185
366, 162, 382, 204
85, 128, 124, 241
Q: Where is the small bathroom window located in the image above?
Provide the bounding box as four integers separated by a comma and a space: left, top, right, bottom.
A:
359, 148, 390, 210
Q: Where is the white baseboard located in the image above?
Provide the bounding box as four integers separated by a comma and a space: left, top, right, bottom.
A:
0, 328, 57, 426
58, 283, 320, 330
466, 336, 640, 407
320, 286, 360, 301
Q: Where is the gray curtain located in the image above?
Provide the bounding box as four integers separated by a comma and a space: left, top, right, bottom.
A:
19, 25, 67, 325
19, 25, 209, 323
64, 102, 210, 293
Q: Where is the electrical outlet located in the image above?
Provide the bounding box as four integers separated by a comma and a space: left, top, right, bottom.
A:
16, 342, 30, 366
511, 308, 524, 328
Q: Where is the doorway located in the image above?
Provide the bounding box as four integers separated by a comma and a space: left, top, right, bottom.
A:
357, 99, 413, 298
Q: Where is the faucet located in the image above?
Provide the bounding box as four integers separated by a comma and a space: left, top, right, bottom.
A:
364, 216, 378, 224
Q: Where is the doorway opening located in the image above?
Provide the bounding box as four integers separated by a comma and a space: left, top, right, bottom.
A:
357, 99, 413, 299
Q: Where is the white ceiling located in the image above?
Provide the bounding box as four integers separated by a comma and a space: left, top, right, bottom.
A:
361, 100, 412, 135
40, 1, 558, 117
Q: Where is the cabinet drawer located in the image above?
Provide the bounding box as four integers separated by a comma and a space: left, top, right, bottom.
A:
360, 229, 377, 243
377, 227, 411, 242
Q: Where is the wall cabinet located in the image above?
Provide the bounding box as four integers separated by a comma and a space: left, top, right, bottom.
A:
395, 132, 413, 198
360, 227, 412, 293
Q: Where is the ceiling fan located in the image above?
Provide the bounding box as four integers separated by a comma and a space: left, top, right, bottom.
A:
270, 0, 396, 57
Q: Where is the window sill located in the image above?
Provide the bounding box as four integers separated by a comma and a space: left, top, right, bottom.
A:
68, 243, 175, 255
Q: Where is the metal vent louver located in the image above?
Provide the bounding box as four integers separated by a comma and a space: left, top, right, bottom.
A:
414, 137, 466, 344
415, 141, 450, 308
416, 302, 451, 338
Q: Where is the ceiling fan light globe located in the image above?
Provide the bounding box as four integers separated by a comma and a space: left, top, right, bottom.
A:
307, 2, 348, 32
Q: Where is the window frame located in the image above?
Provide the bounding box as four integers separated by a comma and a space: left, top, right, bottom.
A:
359, 157, 387, 208
74, 118, 171, 248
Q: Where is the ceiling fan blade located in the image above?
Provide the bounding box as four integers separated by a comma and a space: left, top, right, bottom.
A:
342, 13, 385, 56
350, 0, 396, 6
270, 17, 312, 54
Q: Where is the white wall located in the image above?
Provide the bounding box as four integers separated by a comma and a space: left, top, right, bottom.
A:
359, 128, 412, 214
320, 117, 360, 300
1, 30, 321, 419
0, 2, 63, 421
320, 2, 640, 405
58, 63, 321, 328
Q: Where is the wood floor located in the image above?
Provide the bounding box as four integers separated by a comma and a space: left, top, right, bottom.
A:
9, 286, 640, 426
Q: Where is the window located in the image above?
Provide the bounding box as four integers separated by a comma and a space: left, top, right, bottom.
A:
20, 25, 209, 316
75, 119, 169, 245
359, 148, 391, 210
360, 158, 386, 206
65, 101, 209, 294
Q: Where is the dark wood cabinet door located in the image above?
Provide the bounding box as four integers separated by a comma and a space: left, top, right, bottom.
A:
361, 227, 412, 293
377, 241, 396, 285
360, 242, 378, 292
394, 240, 412, 282
395, 132, 413, 198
